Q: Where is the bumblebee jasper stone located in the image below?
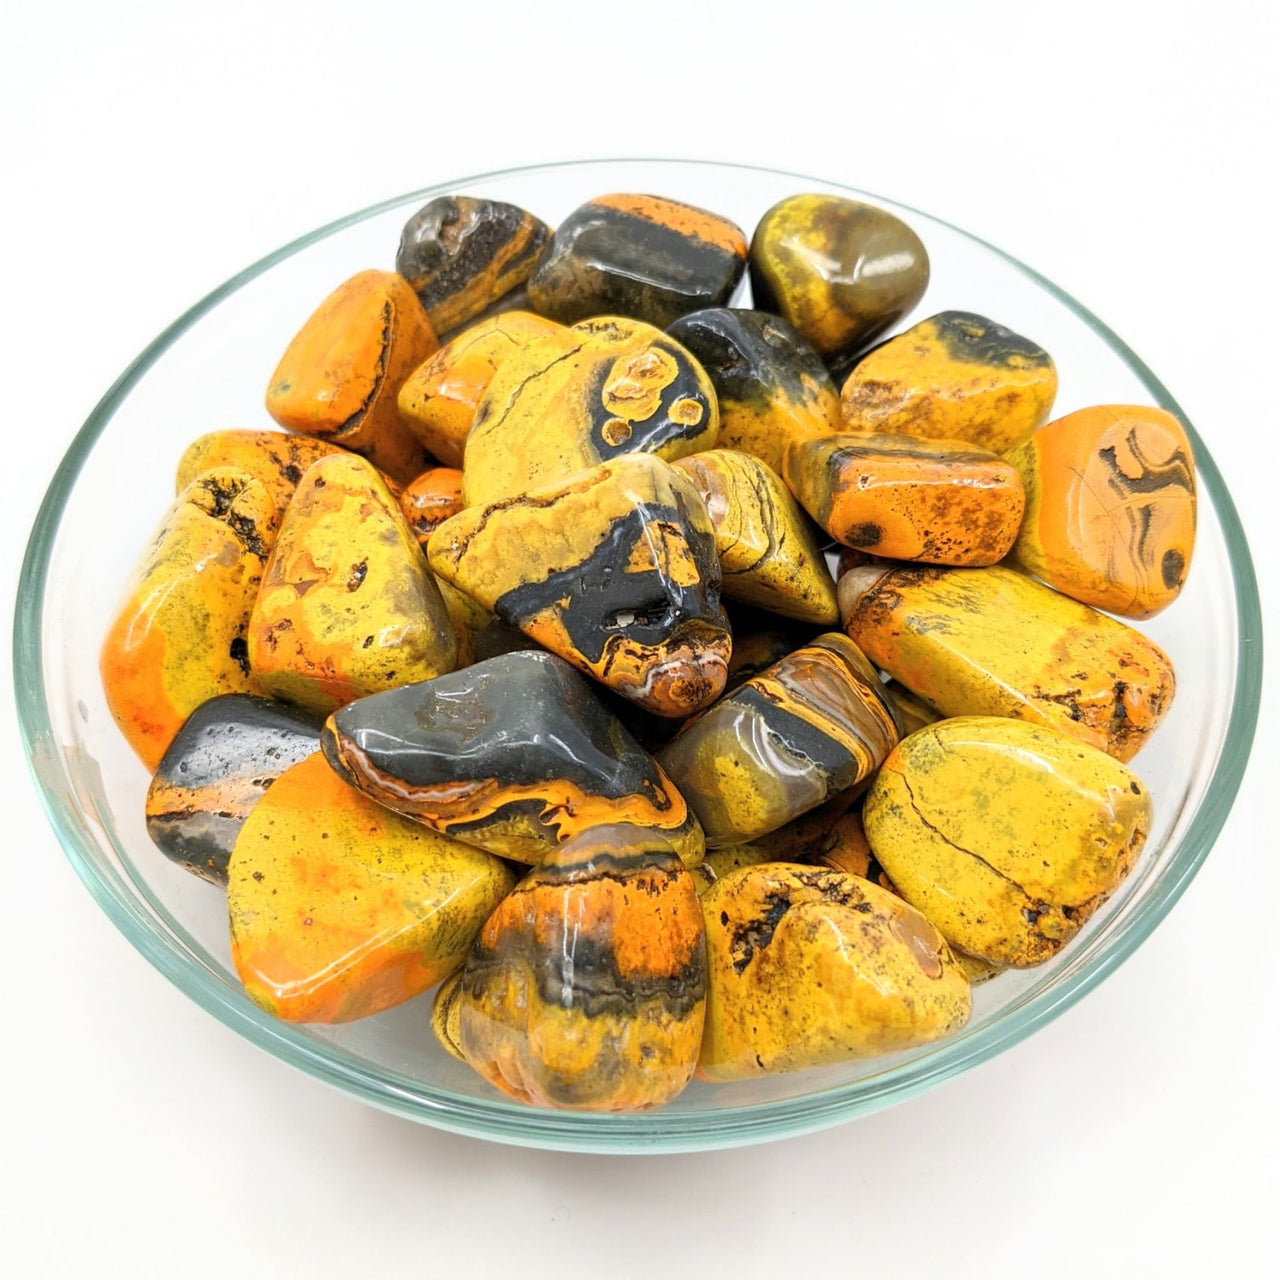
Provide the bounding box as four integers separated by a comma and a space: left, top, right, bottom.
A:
667, 308, 841, 475
749, 195, 929, 361
265, 270, 436, 483
690, 843, 770, 896
657, 633, 899, 847
101, 469, 279, 769
175, 430, 366, 519
839, 564, 1175, 761
457, 823, 707, 1111
429, 454, 729, 717
674, 449, 838, 624
1006, 404, 1197, 618
463, 315, 718, 508
145, 694, 320, 885
784, 431, 1025, 565
865, 718, 1152, 967
698, 864, 970, 1081
528, 193, 748, 328
882, 679, 939, 736
322, 651, 704, 866
248, 452, 456, 715
397, 312, 563, 468
399, 466, 464, 549
228, 753, 514, 1023
396, 195, 551, 337
840, 311, 1056, 454
810, 810, 895, 893
431, 971, 467, 1062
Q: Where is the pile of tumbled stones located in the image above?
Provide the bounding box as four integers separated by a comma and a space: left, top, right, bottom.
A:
100, 188, 1195, 1110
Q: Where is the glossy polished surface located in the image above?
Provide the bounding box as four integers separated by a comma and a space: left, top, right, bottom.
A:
699, 864, 970, 1081
145, 693, 320, 885
395, 195, 550, 337
463, 314, 718, 507
840, 310, 1057, 454
430, 453, 730, 717
785, 431, 1025, 565
658, 633, 898, 846
457, 823, 707, 1111
674, 449, 838, 623
865, 719, 1152, 967
17, 160, 1260, 1152
750, 193, 929, 359
265, 269, 435, 483
1007, 404, 1196, 618
667, 308, 840, 475
247, 452, 456, 715
528, 193, 747, 327
321, 651, 704, 865
228, 752, 513, 1023
840, 564, 1175, 762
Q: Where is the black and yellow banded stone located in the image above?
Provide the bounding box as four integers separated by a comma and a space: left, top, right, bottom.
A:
749, 194, 930, 361
657, 633, 899, 847
396, 195, 551, 337
528, 193, 748, 328
667, 308, 841, 476
463, 314, 718, 508
457, 823, 708, 1111
429, 454, 730, 718
321, 650, 704, 866
145, 693, 321, 885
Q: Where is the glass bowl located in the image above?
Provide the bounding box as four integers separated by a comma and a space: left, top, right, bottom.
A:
14, 159, 1262, 1153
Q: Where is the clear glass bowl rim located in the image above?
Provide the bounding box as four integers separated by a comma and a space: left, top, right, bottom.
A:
13, 157, 1264, 1153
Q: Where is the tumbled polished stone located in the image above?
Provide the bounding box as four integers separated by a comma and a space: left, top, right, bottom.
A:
175, 431, 377, 520
397, 312, 563, 468
865, 718, 1152, 967
228, 753, 514, 1023
265, 269, 436, 483
396, 195, 551, 337
839, 564, 1175, 761
457, 823, 707, 1111
690, 842, 770, 897
429, 454, 730, 717
248, 453, 456, 715
674, 449, 838, 623
322, 650, 704, 866
840, 310, 1056, 454
784, 431, 1025, 565
463, 315, 718, 508
723, 616, 816, 692
667, 308, 840, 475
698, 864, 970, 1081
749, 194, 929, 361
809, 809, 895, 892
882, 679, 939, 737
146, 694, 320, 885
1006, 404, 1196, 619
101, 469, 279, 769
399, 466, 464, 550
657, 633, 899, 847
527, 193, 747, 328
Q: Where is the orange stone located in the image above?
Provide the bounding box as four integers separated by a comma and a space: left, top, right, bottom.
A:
397, 311, 562, 467
265, 269, 437, 483
399, 466, 465, 550
1006, 404, 1196, 618
784, 431, 1025, 565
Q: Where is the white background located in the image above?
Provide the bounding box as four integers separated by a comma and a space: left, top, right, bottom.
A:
2, 2, 1276, 1277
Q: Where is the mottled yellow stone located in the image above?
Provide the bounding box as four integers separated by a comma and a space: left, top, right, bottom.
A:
840, 564, 1175, 762
248, 452, 456, 715
698, 863, 971, 1080
100, 469, 279, 769
864, 718, 1152, 967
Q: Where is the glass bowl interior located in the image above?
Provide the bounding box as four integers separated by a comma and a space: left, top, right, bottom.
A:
14, 159, 1262, 1152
